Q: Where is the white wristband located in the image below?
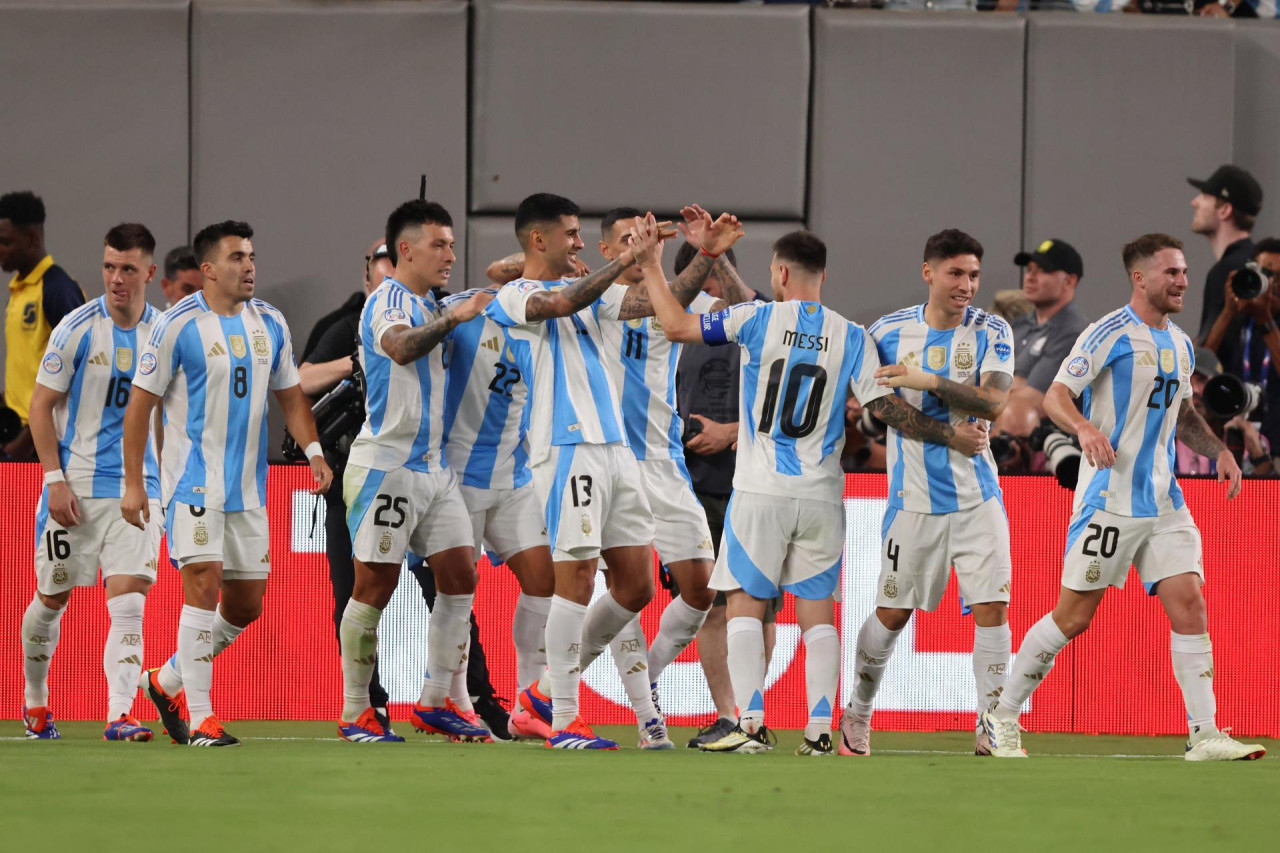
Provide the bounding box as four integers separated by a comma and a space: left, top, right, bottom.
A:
304, 442, 324, 460
43, 469, 66, 485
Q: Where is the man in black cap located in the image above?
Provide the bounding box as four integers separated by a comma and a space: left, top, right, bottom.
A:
1009, 238, 1088, 408
1189, 164, 1263, 342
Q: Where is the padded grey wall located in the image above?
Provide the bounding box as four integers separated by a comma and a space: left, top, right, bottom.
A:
809, 11, 1026, 327
1234, 26, 1280, 246
0, 0, 189, 382
1024, 16, 1236, 328
471, 0, 810, 218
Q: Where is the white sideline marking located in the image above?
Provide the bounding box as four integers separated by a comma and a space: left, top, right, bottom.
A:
878, 748, 1181, 760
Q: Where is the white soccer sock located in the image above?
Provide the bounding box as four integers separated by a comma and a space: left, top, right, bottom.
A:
973, 622, 1012, 715
610, 617, 657, 725
648, 596, 709, 680
802, 624, 839, 741
545, 595, 588, 730
22, 597, 65, 708
157, 652, 183, 695
340, 599, 382, 722
995, 613, 1068, 720
104, 593, 145, 720
579, 592, 639, 674
419, 593, 473, 708
1170, 631, 1218, 741
211, 607, 246, 657
513, 593, 551, 690
450, 636, 474, 713
848, 613, 903, 720
726, 616, 766, 734
178, 604, 217, 729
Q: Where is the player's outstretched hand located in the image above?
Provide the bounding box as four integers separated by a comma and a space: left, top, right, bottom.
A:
570, 255, 591, 279
47, 480, 81, 528
309, 454, 334, 495
701, 212, 745, 257
120, 486, 150, 531
948, 420, 989, 457
676, 204, 712, 250
1216, 449, 1243, 499
875, 363, 939, 392
1077, 422, 1116, 470
454, 289, 497, 323
628, 213, 677, 270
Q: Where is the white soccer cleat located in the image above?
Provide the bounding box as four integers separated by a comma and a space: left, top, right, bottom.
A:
980, 710, 1027, 758
975, 715, 993, 756
1184, 729, 1267, 762
638, 716, 675, 750
837, 707, 870, 756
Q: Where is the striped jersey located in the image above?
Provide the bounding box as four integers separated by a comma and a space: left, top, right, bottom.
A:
700, 300, 888, 503
869, 304, 1014, 515
134, 292, 300, 511
440, 289, 532, 490
35, 297, 162, 499
484, 278, 629, 466
347, 278, 448, 474
601, 291, 719, 461
1053, 305, 1194, 518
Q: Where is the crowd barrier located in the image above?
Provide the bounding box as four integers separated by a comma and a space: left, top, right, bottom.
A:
3, 464, 1276, 735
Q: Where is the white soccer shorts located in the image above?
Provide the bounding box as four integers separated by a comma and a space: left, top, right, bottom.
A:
166, 501, 271, 579
345, 465, 474, 564
637, 457, 714, 564
531, 443, 655, 562
1061, 504, 1203, 594
458, 481, 549, 563
875, 496, 1012, 612
709, 491, 843, 601
35, 496, 161, 595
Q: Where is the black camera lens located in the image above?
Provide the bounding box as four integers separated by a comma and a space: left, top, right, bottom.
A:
1235, 263, 1266, 301
1203, 373, 1263, 420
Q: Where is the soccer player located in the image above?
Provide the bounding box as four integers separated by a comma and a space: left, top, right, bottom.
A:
123, 220, 332, 747
20, 223, 164, 741
982, 233, 1265, 761
337, 200, 495, 744
838, 229, 1016, 757
487, 193, 734, 749
633, 220, 989, 754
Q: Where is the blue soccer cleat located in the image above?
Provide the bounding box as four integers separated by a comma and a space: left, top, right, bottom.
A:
22, 705, 60, 740
339, 708, 406, 743
546, 718, 618, 750
103, 715, 154, 742
410, 699, 492, 741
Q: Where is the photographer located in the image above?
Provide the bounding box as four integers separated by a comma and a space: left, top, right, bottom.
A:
1180, 347, 1274, 476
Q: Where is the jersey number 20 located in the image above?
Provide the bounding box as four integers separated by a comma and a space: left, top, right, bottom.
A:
758, 359, 827, 439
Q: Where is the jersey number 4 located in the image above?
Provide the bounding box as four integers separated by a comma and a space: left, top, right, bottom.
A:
759, 359, 828, 439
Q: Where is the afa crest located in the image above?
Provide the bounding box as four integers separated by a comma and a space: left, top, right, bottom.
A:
926, 346, 947, 371
193, 522, 209, 547
229, 335, 247, 359
115, 347, 133, 372
252, 334, 269, 357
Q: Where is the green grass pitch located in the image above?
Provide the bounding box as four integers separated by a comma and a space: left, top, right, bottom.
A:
3, 723, 1274, 852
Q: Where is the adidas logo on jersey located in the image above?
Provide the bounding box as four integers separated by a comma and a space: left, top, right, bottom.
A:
900, 352, 920, 367
89, 351, 110, 366
207, 342, 227, 358
1135, 352, 1157, 367
481, 336, 501, 352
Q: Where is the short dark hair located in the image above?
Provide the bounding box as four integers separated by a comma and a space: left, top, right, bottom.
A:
1216, 198, 1256, 233
103, 223, 156, 256
0, 191, 46, 227
515, 193, 580, 248
601, 207, 643, 239
923, 229, 984, 264
772, 230, 827, 275
1122, 233, 1184, 273
163, 245, 199, 279
1253, 237, 1280, 258
385, 200, 453, 265
193, 221, 253, 264
673, 242, 737, 276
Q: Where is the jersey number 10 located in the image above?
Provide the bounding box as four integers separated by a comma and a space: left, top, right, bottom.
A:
758, 359, 828, 439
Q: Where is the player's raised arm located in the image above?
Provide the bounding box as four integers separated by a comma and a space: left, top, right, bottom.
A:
635, 215, 703, 343
120, 386, 161, 529
1043, 380, 1115, 471
1175, 396, 1242, 499
28, 383, 79, 527
486, 250, 525, 285
616, 206, 743, 320
380, 289, 495, 365
274, 383, 333, 495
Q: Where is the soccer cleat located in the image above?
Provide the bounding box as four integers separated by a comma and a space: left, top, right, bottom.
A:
837, 708, 870, 756
339, 707, 406, 743
637, 716, 675, 750
373, 707, 398, 739
188, 716, 240, 747
410, 698, 492, 741
546, 718, 618, 750
508, 683, 553, 740
143, 667, 189, 745
104, 715, 154, 742
796, 733, 834, 756
22, 705, 61, 740
474, 694, 512, 742
686, 717, 736, 749
980, 709, 1027, 758
454, 709, 495, 743
975, 715, 993, 756
1184, 728, 1267, 762
650, 682, 663, 718
698, 723, 775, 754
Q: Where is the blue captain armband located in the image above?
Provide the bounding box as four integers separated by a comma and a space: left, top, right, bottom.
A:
700, 309, 732, 346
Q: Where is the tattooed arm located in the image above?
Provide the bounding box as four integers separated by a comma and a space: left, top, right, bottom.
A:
931, 372, 1013, 419
1176, 397, 1242, 498
616, 207, 743, 319
382, 290, 494, 364
486, 252, 525, 285
523, 256, 633, 322
616, 251, 716, 321
713, 255, 757, 307
865, 395, 989, 456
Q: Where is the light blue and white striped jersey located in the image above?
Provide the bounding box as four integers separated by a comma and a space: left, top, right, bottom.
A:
134, 292, 300, 511
700, 300, 888, 504
869, 304, 1014, 515
440, 289, 532, 490
485, 278, 629, 467
1053, 305, 1195, 518
600, 291, 719, 461
35, 297, 161, 499
347, 278, 448, 474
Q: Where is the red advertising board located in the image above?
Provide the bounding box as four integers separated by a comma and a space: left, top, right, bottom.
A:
3, 465, 1277, 735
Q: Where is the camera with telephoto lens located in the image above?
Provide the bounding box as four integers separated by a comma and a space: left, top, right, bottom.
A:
1234, 262, 1268, 301
856, 408, 887, 439
1039, 428, 1082, 490
282, 350, 366, 465
1202, 372, 1265, 421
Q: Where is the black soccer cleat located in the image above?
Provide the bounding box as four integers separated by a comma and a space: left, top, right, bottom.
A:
188, 716, 240, 747
474, 694, 513, 742
144, 667, 190, 745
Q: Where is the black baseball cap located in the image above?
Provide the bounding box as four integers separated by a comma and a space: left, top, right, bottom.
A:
1014, 238, 1083, 279
1187, 165, 1263, 217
